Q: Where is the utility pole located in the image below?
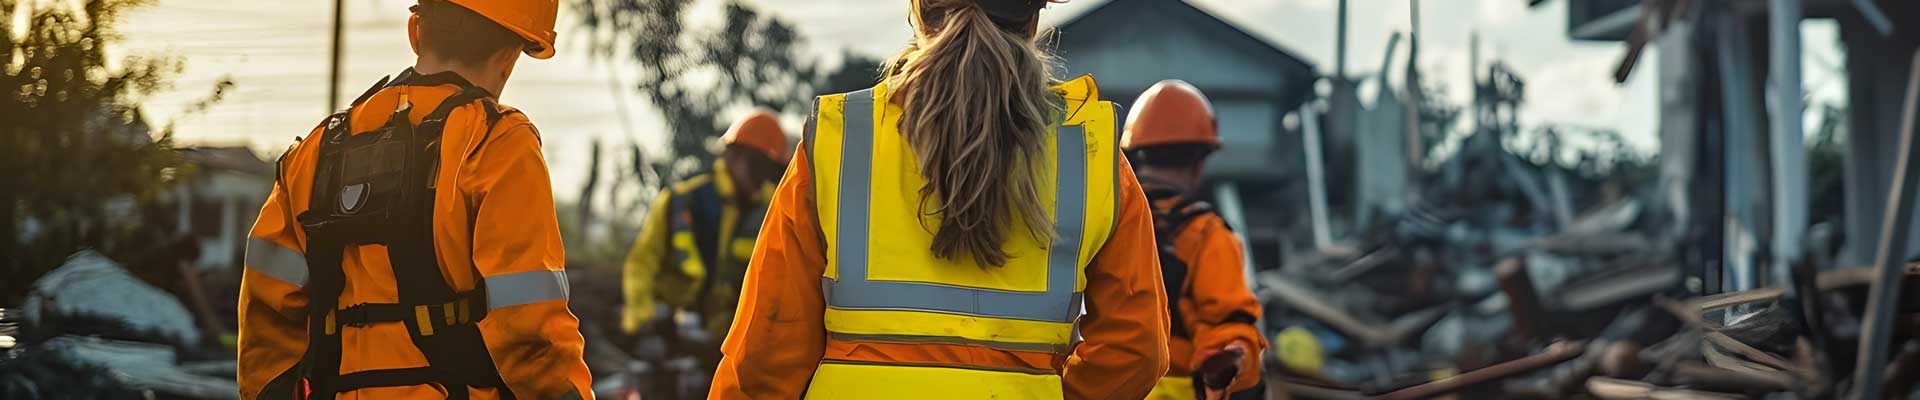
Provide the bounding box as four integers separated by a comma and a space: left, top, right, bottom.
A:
1470, 31, 1480, 134
1336, 0, 1347, 78
328, 0, 346, 112
1404, 0, 1423, 169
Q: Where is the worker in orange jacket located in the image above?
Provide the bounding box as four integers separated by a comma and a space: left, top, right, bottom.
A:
708, 0, 1171, 398
1124, 80, 1269, 400
237, 1, 592, 398
621, 110, 788, 356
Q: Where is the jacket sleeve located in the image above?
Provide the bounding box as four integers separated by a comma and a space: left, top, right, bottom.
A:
621, 190, 675, 333
463, 123, 594, 400
1184, 216, 1268, 393
1063, 156, 1172, 400
709, 147, 827, 399
238, 179, 312, 400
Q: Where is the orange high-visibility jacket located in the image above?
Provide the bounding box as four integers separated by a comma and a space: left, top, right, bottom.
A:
1146, 181, 1268, 395
238, 70, 593, 399
709, 77, 1172, 400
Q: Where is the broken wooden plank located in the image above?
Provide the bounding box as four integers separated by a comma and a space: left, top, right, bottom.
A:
1672, 361, 1793, 392
1554, 262, 1681, 312
1498, 257, 1547, 341
1656, 299, 1806, 377
1688, 287, 1786, 311
1706, 330, 1797, 372
1688, 263, 1920, 311
1257, 273, 1398, 347
1328, 247, 1399, 281
1269, 375, 1366, 400
1587, 377, 1743, 400
1376, 341, 1586, 400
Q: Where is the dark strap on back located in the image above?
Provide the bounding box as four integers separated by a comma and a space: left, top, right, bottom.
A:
1145, 186, 1217, 340
333, 368, 439, 393
689, 181, 723, 271
670, 179, 726, 322
295, 77, 513, 400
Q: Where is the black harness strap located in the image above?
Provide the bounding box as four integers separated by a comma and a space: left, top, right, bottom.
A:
391, 87, 509, 400
1142, 181, 1228, 340
298, 108, 357, 399
332, 368, 440, 393
332, 295, 483, 329
294, 72, 514, 400
670, 180, 726, 322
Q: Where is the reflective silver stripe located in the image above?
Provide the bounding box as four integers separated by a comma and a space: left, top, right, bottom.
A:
485, 270, 569, 310
1047, 124, 1089, 301
823, 89, 1088, 323
245, 238, 308, 287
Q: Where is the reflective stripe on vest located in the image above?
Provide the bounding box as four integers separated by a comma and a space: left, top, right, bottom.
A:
484, 269, 569, 310
814, 83, 1118, 353
245, 238, 308, 287
805, 362, 1063, 400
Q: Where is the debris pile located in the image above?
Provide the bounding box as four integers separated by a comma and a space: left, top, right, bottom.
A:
0, 251, 237, 399
1255, 129, 1920, 398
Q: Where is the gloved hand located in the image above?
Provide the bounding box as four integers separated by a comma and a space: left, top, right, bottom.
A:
1196, 341, 1249, 392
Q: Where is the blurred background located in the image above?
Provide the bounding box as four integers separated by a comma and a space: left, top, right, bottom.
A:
3, 0, 1917, 398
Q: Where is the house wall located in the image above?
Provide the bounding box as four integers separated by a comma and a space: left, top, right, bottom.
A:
1055, 12, 1299, 178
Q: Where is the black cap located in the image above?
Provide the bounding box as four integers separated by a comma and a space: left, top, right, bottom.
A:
970, 0, 1046, 27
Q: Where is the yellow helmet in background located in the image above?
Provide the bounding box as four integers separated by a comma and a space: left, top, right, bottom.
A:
443, 0, 559, 59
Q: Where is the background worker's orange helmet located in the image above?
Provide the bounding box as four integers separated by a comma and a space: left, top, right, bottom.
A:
1121, 80, 1220, 150
722, 110, 789, 162
444, 0, 559, 59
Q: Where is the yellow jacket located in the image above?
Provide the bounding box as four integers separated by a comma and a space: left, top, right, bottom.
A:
238, 70, 592, 399
621, 160, 773, 336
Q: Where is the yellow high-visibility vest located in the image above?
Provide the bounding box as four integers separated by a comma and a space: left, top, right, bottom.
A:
803, 75, 1121, 399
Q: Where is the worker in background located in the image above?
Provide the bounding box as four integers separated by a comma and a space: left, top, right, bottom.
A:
621, 110, 788, 358
1123, 80, 1269, 400
709, 0, 1171, 398
236, 0, 592, 398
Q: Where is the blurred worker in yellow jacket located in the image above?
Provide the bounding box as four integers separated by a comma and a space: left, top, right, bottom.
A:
621, 110, 788, 348
237, 1, 591, 399
1125, 80, 1268, 400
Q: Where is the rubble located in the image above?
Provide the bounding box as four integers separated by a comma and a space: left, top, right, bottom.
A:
1, 251, 235, 399
5, 336, 239, 399
1254, 53, 1920, 398
19, 251, 202, 349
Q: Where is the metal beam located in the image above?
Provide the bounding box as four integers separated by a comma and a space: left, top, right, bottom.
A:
1850, 0, 1893, 37
1572, 4, 1644, 41
1715, 14, 1768, 293
1300, 103, 1333, 250
1850, 51, 1920, 400
1768, 0, 1808, 294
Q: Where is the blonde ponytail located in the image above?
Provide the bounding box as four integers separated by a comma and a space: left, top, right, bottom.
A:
884, 0, 1060, 267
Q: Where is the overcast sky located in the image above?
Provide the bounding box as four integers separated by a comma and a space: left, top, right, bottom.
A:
121, 0, 1844, 201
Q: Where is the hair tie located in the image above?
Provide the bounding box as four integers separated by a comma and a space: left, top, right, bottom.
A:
964, 0, 1043, 27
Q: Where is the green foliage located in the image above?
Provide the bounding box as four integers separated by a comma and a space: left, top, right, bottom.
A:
572, 0, 880, 172
0, 0, 205, 300
565, 0, 881, 267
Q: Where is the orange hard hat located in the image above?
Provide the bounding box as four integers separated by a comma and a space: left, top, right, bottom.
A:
722, 110, 789, 162
1121, 80, 1219, 150
442, 0, 559, 59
